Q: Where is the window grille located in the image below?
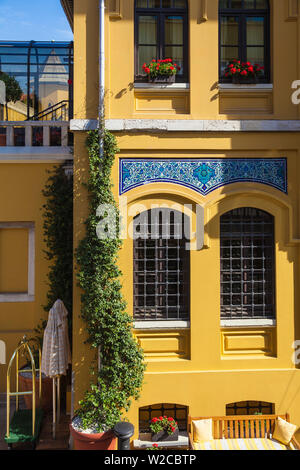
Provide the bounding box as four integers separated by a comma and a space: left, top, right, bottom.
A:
220, 207, 275, 320
139, 403, 188, 433
226, 401, 275, 416
133, 208, 190, 321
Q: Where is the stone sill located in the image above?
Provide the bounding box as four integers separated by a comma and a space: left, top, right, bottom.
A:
134, 83, 190, 91
134, 321, 190, 330
221, 319, 276, 328
219, 83, 273, 93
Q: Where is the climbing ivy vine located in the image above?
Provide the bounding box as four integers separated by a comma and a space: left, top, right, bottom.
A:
75, 130, 145, 431
42, 164, 73, 325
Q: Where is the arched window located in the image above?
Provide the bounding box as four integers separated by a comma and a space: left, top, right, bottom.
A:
226, 401, 275, 416
220, 208, 275, 320
219, 0, 270, 82
135, 0, 188, 82
139, 403, 188, 433
133, 208, 190, 321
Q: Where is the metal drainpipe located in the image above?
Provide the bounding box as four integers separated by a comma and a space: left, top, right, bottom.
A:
99, 0, 105, 161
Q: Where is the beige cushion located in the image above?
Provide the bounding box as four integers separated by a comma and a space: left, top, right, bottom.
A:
273, 417, 298, 445
192, 419, 213, 443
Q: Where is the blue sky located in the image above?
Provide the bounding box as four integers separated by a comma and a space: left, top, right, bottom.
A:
0, 0, 73, 41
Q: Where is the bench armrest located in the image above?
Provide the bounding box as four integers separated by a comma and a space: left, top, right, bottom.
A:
188, 432, 195, 450
291, 437, 300, 450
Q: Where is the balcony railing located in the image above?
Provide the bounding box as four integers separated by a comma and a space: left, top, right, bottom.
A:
0, 121, 71, 147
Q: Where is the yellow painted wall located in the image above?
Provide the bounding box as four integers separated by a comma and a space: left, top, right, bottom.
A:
0, 163, 59, 392
71, 0, 300, 439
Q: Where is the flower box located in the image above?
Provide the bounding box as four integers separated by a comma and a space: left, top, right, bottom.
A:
143, 59, 180, 83
151, 428, 179, 442
224, 60, 264, 84
148, 74, 175, 84
232, 74, 259, 85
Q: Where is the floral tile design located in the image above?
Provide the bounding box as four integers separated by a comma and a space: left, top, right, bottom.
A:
119, 158, 287, 196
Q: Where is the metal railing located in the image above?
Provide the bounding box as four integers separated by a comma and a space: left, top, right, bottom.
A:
0, 121, 70, 147
27, 100, 69, 122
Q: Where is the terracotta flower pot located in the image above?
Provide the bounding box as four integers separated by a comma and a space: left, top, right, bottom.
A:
18, 371, 53, 412
69, 424, 117, 450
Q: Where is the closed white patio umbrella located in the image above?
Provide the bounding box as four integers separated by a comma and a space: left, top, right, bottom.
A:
41, 299, 71, 438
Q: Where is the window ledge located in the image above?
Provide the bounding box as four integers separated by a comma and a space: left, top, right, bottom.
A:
219, 83, 273, 93
221, 319, 276, 328
134, 320, 190, 330
134, 82, 190, 91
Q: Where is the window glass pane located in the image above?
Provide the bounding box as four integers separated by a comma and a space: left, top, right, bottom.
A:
231, 0, 243, 8
247, 17, 264, 45
220, 46, 239, 73
164, 46, 183, 74
256, 0, 268, 8
219, 0, 229, 8
136, 0, 147, 6
138, 16, 157, 44
139, 45, 157, 71
221, 17, 239, 45
244, 0, 255, 8
165, 16, 183, 44
174, 0, 186, 7
162, 0, 172, 7
148, 0, 161, 7
247, 46, 264, 64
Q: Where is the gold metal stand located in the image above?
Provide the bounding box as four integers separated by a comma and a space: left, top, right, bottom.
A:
6, 336, 42, 441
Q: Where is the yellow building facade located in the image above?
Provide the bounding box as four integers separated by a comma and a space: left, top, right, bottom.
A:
66, 0, 300, 440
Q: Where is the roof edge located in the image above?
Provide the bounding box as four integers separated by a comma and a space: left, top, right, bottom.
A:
61, 0, 73, 31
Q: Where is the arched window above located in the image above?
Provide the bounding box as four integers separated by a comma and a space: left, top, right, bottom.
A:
133, 208, 190, 321
220, 208, 275, 321
135, 0, 188, 82
219, 0, 270, 82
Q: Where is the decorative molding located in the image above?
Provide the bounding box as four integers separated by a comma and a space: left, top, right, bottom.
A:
0, 147, 72, 163
0, 222, 35, 303
109, 0, 122, 18
70, 119, 300, 132
120, 158, 287, 196
198, 0, 208, 23
221, 328, 276, 357
285, 0, 298, 20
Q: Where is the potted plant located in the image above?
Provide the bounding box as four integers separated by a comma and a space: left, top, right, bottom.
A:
70, 130, 145, 450
142, 59, 180, 83
150, 416, 179, 442
224, 60, 264, 84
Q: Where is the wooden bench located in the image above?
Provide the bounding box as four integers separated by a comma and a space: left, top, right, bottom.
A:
188, 414, 300, 450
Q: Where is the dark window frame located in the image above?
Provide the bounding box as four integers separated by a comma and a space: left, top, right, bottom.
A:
220, 207, 276, 321
219, 0, 270, 83
134, 0, 189, 83
133, 208, 190, 322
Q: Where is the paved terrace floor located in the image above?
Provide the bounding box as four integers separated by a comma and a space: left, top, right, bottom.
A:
0, 400, 70, 451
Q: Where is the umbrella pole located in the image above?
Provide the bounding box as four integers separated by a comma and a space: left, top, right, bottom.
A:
52, 377, 56, 440
57, 376, 60, 425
